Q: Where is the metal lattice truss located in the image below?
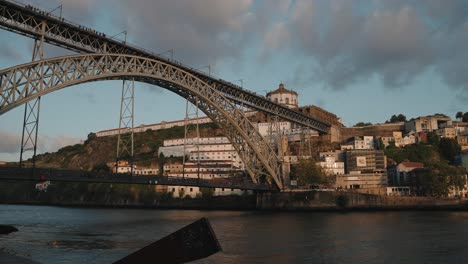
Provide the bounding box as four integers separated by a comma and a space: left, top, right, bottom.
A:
116, 79, 134, 161
0, 0, 330, 134
0, 54, 283, 189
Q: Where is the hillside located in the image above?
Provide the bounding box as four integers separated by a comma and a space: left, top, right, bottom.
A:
21, 123, 222, 170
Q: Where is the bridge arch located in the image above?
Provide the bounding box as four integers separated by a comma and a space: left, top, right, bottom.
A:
0, 54, 283, 189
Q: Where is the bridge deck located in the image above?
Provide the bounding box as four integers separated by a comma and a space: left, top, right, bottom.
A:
0, 167, 273, 191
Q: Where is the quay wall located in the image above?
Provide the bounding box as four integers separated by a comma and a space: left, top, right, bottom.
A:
256, 191, 468, 211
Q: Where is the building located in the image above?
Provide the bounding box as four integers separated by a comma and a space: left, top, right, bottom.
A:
345, 149, 386, 174
454, 122, 468, 136
435, 126, 456, 138
113, 160, 135, 174
386, 186, 410, 196
405, 115, 452, 133
298, 105, 342, 142
255, 122, 291, 137
387, 161, 424, 186
395, 134, 416, 147
159, 137, 234, 157
457, 135, 468, 151
317, 156, 345, 176
335, 172, 388, 192
96, 112, 257, 137
349, 136, 375, 149
161, 136, 248, 198
266, 83, 298, 109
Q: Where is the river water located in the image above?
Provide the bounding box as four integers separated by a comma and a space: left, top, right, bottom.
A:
1, 205, 468, 263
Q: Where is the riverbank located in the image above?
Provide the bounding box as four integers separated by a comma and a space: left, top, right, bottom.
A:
257, 190, 468, 211
2, 181, 468, 211
2, 191, 468, 211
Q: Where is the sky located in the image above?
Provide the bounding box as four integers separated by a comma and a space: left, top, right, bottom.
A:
0, 0, 467, 161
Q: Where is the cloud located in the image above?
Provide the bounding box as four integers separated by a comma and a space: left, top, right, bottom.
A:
259, 0, 468, 96
0, 44, 27, 61
15, 0, 468, 99
114, 0, 255, 65
0, 130, 80, 155
0, 131, 21, 154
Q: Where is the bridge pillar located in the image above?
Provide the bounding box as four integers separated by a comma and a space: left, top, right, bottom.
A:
182, 97, 200, 179
281, 161, 291, 189
19, 21, 46, 169
116, 79, 135, 175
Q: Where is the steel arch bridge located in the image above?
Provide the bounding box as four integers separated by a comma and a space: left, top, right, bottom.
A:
0, 54, 284, 189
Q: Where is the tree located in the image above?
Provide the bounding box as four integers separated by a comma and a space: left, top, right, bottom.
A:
426, 132, 439, 147
384, 143, 439, 165
354, 122, 372, 127
420, 162, 467, 197
387, 114, 407, 123
456, 111, 463, 121
200, 187, 214, 199
92, 163, 110, 173
439, 138, 461, 165
463, 112, 468, 122
291, 158, 328, 187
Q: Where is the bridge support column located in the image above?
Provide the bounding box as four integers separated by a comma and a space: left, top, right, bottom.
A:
182, 97, 200, 179
19, 21, 46, 169
281, 161, 291, 189
116, 79, 135, 175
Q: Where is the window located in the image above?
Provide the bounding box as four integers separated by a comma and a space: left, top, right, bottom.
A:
190, 188, 193, 192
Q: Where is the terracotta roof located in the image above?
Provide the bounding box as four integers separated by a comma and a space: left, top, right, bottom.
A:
400, 161, 424, 168
266, 83, 297, 96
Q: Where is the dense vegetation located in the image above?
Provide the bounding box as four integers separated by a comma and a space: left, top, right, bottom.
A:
290, 158, 331, 187
456, 111, 468, 122
23, 123, 221, 170
386, 114, 407, 123
384, 133, 465, 196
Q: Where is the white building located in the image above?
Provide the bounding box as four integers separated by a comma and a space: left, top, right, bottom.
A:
161, 136, 247, 198
395, 134, 416, 147
266, 83, 298, 109
349, 136, 374, 149
405, 115, 452, 133
96, 112, 257, 137
159, 137, 233, 157
317, 156, 345, 176
113, 160, 135, 174
255, 122, 291, 137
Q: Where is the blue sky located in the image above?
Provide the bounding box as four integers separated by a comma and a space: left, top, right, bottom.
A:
0, 0, 467, 161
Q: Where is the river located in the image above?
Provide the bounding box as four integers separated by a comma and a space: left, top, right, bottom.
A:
1, 204, 468, 263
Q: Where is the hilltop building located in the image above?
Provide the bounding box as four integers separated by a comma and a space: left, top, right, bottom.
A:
266, 83, 298, 109
405, 115, 451, 133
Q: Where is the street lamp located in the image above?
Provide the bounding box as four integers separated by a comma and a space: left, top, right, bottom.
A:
195, 65, 211, 76
235, 79, 243, 88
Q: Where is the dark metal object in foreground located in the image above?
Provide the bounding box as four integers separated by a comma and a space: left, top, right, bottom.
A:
0, 225, 18, 235
114, 217, 222, 264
